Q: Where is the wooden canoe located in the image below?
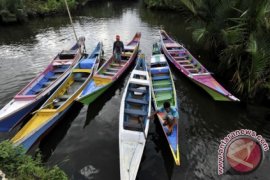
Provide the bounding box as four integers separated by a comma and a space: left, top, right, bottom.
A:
159, 30, 239, 101
77, 32, 141, 105
150, 43, 180, 165
119, 53, 151, 180
0, 37, 85, 132
11, 42, 103, 151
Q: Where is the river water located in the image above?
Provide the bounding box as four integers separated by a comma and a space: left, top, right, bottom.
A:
0, 1, 269, 180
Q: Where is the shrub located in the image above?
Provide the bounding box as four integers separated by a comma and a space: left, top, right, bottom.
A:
0, 141, 67, 179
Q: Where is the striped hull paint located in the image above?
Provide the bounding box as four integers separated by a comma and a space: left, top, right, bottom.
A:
11, 42, 103, 151
78, 81, 113, 105
192, 79, 232, 101
78, 32, 141, 105
17, 107, 70, 151
0, 96, 46, 132
150, 52, 180, 165
0, 39, 85, 132
166, 56, 235, 101
156, 113, 180, 165
159, 30, 239, 101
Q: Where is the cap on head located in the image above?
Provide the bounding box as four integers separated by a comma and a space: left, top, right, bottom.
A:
116, 35, 120, 40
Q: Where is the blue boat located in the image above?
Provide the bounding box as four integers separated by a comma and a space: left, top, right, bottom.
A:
11, 42, 103, 151
0, 38, 85, 132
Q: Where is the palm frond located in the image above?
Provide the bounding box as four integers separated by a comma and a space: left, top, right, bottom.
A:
179, 0, 199, 16
192, 27, 206, 43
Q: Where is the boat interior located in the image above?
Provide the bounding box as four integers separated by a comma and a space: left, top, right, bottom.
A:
47, 71, 89, 109
151, 62, 175, 108
23, 64, 70, 96
162, 38, 206, 74
124, 83, 149, 132
48, 54, 99, 109
22, 50, 79, 96
98, 48, 134, 78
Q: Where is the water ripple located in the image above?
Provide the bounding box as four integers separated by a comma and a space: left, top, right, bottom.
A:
0, 1, 269, 180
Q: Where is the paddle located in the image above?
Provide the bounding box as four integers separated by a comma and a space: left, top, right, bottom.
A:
138, 116, 147, 140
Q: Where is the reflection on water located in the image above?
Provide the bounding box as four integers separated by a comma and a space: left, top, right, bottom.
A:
0, 1, 269, 180
84, 71, 128, 128
39, 102, 84, 161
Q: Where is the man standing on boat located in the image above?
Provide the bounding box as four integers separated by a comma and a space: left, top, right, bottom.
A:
149, 101, 179, 135
113, 35, 124, 66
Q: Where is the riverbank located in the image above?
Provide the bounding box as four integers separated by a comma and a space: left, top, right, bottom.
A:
0, 141, 67, 179
0, 0, 90, 24
144, 0, 270, 105
143, 0, 181, 10
0, 1, 269, 179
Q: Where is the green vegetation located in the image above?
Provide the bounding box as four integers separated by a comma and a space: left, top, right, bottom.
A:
0, 0, 86, 23
0, 0, 26, 23
0, 141, 67, 179
144, 0, 182, 10
145, 0, 270, 101
24, 0, 77, 15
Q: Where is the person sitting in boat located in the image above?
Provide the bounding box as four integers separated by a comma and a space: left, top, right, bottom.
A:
113, 35, 124, 66
149, 101, 179, 135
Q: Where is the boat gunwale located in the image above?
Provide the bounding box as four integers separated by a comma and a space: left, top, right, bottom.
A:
149, 51, 180, 166
159, 30, 239, 101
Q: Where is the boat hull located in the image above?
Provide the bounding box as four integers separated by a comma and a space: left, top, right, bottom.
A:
78, 33, 141, 105
11, 42, 102, 151
79, 81, 113, 105
165, 56, 234, 101
150, 52, 180, 166
159, 30, 239, 101
17, 107, 70, 151
0, 40, 84, 132
192, 79, 232, 101
0, 97, 45, 132
156, 113, 180, 165
119, 141, 146, 180
119, 54, 151, 180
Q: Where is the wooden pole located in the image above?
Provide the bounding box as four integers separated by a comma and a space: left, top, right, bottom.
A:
64, 0, 78, 41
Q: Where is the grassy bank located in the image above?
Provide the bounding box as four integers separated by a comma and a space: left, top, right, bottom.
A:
0, 141, 67, 179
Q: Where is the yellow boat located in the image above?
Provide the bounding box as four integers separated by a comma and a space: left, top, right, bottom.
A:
11, 42, 103, 151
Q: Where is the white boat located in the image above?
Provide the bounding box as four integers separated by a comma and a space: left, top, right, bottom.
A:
119, 53, 151, 180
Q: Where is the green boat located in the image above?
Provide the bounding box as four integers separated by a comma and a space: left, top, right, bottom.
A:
77, 32, 141, 105
150, 43, 180, 165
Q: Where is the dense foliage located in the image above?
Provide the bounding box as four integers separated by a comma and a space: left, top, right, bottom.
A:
144, 0, 182, 9
24, 0, 77, 14
0, 0, 84, 23
145, 0, 270, 101
0, 141, 67, 179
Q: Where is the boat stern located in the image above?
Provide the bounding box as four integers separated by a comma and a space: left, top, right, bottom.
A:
11, 109, 57, 150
